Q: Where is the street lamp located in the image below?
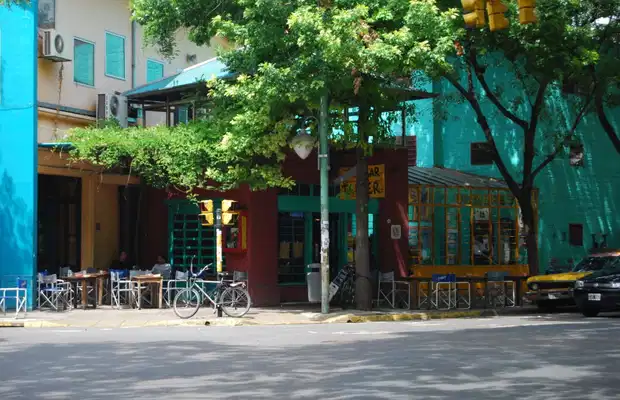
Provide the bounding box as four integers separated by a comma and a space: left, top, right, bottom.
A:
291, 128, 316, 160
292, 109, 331, 314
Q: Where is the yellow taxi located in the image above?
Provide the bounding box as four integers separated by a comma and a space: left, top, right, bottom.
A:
526, 249, 620, 310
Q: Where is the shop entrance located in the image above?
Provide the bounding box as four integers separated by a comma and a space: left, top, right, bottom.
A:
37, 174, 81, 273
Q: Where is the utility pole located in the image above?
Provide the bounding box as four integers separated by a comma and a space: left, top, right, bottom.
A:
319, 92, 330, 314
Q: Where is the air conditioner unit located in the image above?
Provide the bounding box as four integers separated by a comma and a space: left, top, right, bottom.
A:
97, 93, 128, 128
41, 29, 71, 62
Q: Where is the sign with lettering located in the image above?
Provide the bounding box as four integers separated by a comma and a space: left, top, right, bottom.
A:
339, 164, 385, 200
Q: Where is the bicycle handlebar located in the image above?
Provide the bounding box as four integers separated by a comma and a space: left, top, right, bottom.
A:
188, 256, 214, 278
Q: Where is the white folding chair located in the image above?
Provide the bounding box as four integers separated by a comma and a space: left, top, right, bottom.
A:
110, 271, 136, 309
38, 274, 70, 311
486, 271, 516, 308
0, 279, 28, 319
166, 270, 189, 307
431, 274, 456, 310
377, 271, 411, 309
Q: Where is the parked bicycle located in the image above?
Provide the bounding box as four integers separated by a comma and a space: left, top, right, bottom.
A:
173, 258, 251, 319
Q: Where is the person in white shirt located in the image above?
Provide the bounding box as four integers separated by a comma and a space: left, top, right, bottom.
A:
152, 255, 172, 279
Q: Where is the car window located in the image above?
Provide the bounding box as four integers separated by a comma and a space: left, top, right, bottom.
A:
572, 256, 620, 272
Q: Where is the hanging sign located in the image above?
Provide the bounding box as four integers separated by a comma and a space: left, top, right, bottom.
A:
339, 164, 385, 200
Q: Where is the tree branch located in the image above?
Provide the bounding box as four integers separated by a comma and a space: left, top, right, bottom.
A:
469, 51, 528, 130
595, 88, 620, 155
444, 75, 521, 196
529, 81, 595, 183
522, 79, 550, 186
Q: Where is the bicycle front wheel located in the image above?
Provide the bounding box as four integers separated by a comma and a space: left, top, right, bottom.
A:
220, 286, 251, 318
173, 288, 201, 319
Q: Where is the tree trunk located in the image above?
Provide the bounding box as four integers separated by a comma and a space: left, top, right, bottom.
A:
355, 108, 372, 311
518, 189, 539, 276
595, 89, 620, 155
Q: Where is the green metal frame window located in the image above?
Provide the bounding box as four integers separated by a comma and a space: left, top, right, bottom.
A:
105, 32, 125, 80
278, 212, 307, 284
73, 38, 95, 86
167, 201, 219, 271
146, 59, 164, 83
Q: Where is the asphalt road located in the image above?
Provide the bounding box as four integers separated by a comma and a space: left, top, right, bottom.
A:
1, 314, 619, 400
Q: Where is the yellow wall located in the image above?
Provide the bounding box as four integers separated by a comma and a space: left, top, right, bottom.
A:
94, 183, 120, 270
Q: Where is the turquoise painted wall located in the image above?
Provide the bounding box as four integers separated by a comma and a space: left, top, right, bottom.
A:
425, 58, 620, 272
0, 2, 38, 308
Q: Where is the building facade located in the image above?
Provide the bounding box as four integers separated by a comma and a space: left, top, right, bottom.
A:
409, 71, 620, 273
35, 0, 220, 277
0, 1, 38, 307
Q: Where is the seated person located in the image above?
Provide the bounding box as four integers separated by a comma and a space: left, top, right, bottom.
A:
109, 251, 133, 270
152, 255, 172, 279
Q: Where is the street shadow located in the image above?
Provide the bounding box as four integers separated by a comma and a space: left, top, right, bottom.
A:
0, 320, 619, 399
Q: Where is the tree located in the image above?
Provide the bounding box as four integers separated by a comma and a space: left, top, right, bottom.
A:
72, 0, 430, 310
397, 0, 620, 275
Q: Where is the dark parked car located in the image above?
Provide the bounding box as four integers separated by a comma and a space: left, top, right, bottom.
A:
573, 252, 620, 317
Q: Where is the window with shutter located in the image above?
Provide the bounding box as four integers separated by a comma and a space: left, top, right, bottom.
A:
73, 38, 95, 86
105, 32, 125, 80
470, 142, 494, 165
146, 59, 164, 83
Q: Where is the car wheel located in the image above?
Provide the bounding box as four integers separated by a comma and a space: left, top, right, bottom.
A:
537, 300, 556, 312
582, 308, 600, 318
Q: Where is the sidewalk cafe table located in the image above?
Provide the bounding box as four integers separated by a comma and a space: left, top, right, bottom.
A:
64, 271, 109, 310
132, 274, 163, 309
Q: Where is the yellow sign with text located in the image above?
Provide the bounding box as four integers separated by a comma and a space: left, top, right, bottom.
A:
339, 164, 385, 200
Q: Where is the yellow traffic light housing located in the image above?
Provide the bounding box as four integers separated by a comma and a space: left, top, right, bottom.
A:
517, 0, 537, 24
222, 199, 237, 212
199, 200, 214, 226
486, 0, 509, 31
461, 0, 486, 28
221, 199, 239, 226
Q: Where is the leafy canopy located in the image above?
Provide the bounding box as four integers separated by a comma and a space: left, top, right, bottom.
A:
69, 0, 449, 192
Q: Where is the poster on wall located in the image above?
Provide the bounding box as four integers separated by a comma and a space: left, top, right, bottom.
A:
447, 229, 458, 265
474, 208, 490, 221
39, 0, 55, 29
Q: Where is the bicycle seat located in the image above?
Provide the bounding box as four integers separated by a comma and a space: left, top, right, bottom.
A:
218, 271, 231, 277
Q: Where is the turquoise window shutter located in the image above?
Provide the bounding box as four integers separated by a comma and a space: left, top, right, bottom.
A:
146, 60, 164, 83
178, 106, 189, 124
105, 33, 125, 79
74, 39, 94, 86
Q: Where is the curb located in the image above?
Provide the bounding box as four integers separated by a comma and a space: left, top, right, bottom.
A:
0, 308, 539, 329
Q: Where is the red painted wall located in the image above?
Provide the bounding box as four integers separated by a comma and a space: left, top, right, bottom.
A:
140, 147, 409, 306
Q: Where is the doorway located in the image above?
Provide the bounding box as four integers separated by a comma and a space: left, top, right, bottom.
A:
37, 174, 81, 273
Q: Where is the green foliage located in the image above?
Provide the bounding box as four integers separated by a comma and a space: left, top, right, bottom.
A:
0, 0, 30, 6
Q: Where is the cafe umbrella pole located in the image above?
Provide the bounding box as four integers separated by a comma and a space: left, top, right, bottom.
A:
215, 208, 223, 317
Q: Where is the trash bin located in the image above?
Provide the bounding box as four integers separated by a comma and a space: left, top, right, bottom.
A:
306, 263, 321, 303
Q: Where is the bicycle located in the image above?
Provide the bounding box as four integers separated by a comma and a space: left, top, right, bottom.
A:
173, 259, 251, 319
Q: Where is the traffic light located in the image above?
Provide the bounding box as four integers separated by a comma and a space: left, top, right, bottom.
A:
517, 0, 537, 24
199, 200, 214, 226
486, 0, 509, 31
461, 0, 485, 28
221, 199, 239, 226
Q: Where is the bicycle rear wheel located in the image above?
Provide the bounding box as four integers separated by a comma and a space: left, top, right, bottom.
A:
220, 286, 251, 318
173, 288, 201, 319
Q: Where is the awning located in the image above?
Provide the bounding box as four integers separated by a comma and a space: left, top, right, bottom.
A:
408, 166, 507, 189
123, 57, 234, 100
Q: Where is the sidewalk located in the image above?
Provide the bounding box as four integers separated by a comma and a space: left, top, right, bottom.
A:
0, 305, 541, 329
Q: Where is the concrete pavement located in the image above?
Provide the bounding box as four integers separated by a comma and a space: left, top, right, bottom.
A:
0, 305, 540, 328
1, 314, 619, 399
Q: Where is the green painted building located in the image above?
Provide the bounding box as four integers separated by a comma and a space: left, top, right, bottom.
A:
403, 70, 620, 272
